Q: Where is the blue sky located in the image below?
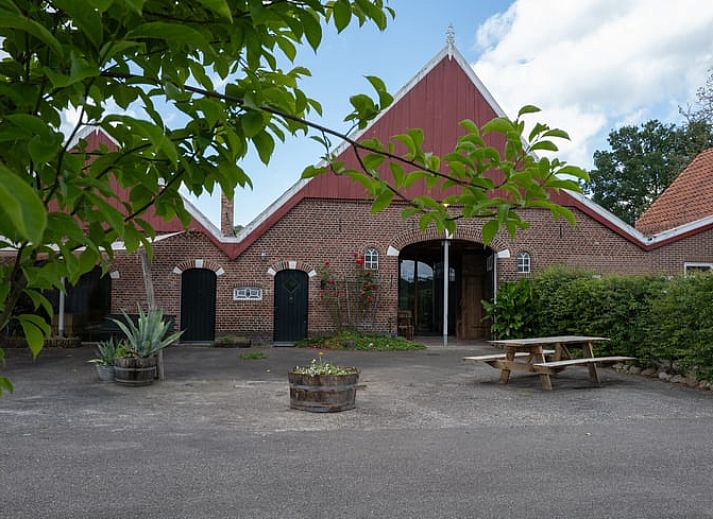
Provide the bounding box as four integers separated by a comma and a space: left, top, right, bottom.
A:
178, 0, 713, 228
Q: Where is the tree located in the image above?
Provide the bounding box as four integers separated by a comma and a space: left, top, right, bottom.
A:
685, 66, 713, 126
586, 119, 713, 225
0, 0, 587, 394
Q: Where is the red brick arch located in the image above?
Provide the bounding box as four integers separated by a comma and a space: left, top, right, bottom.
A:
266, 259, 317, 277
388, 226, 509, 253
172, 259, 225, 276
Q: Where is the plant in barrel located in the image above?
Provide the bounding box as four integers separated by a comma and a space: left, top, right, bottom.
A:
288, 352, 359, 413
112, 308, 183, 386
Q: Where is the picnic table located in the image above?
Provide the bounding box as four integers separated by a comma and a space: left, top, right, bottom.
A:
463, 335, 635, 391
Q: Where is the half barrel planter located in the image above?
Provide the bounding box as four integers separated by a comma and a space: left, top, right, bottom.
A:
114, 357, 157, 386
288, 370, 359, 413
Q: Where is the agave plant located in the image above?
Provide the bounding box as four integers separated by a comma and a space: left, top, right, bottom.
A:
112, 308, 183, 359
88, 337, 119, 366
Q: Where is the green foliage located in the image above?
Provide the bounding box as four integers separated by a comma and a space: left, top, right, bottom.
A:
0, 347, 11, 395
531, 268, 664, 357
489, 268, 713, 379
305, 106, 589, 239
0, 0, 394, 378
112, 308, 183, 358
291, 352, 357, 376
643, 275, 713, 378
239, 351, 267, 361
296, 330, 426, 351
481, 278, 536, 339
88, 337, 121, 366
586, 119, 713, 224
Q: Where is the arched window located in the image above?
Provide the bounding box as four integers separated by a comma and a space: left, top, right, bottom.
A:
517, 252, 531, 274
364, 248, 379, 270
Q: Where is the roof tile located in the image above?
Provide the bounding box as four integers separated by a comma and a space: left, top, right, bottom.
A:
636, 147, 713, 234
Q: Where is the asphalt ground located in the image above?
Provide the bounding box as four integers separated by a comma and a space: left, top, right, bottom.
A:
1, 343, 712, 518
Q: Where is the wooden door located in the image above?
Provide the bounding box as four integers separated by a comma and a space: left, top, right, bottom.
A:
458, 253, 487, 339
274, 270, 308, 343
181, 268, 216, 342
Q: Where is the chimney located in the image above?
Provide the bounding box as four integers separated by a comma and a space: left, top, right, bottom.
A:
220, 191, 234, 237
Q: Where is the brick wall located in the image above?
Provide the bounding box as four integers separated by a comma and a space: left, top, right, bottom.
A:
109, 198, 713, 342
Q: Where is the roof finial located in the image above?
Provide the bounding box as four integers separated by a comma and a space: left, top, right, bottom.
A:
446, 23, 455, 59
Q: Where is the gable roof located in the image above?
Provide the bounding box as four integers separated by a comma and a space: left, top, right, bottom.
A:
79, 47, 713, 258
227, 45, 656, 257
636, 147, 713, 235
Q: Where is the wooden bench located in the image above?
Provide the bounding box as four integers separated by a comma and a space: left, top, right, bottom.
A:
533, 356, 635, 368
463, 350, 555, 364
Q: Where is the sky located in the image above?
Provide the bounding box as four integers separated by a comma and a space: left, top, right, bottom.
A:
71, 0, 713, 228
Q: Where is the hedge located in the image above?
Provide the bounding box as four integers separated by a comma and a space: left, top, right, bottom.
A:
484, 267, 713, 380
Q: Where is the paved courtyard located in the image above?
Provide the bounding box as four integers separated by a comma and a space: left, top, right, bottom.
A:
1, 342, 713, 518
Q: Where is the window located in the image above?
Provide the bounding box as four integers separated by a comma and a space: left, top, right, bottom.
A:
517, 252, 531, 274
233, 287, 263, 301
684, 262, 713, 276
364, 248, 379, 270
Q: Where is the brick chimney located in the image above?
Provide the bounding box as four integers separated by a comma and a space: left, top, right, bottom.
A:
220, 191, 234, 237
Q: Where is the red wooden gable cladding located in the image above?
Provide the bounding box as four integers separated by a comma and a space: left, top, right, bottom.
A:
224, 52, 657, 259
303, 57, 507, 200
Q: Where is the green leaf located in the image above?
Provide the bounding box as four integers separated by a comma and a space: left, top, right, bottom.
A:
482, 117, 514, 135
252, 131, 275, 165
0, 162, 47, 243
127, 22, 210, 51
0, 376, 13, 396
0, 14, 63, 56
542, 128, 570, 140
517, 105, 541, 118
302, 165, 326, 179
371, 189, 393, 213
242, 110, 266, 138
482, 219, 499, 245
530, 140, 559, 153
53, 0, 103, 48
301, 10, 322, 50
197, 0, 233, 22
390, 162, 405, 187
333, 0, 352, 32
17, 314, 51, 358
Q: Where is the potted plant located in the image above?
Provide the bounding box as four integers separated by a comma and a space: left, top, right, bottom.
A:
288, 352, 359, 413
88, 338, 121, 382
112, 308, 183, 386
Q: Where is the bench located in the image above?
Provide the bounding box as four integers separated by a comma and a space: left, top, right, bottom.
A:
463, 350, 555, 364
533, 356, 635, 368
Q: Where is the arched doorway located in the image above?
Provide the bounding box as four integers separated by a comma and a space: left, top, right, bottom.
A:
274, 270, 308, 344
181, 268, 217, 342
398, 240, 494, 339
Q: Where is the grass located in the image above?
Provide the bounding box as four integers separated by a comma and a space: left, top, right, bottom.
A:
296, 330, 426, 351
239, 352, 268, 361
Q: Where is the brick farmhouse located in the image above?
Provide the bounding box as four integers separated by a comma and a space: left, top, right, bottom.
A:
53, 45, 713, 344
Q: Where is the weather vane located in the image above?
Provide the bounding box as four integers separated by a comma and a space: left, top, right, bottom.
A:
446, 23, 455, 59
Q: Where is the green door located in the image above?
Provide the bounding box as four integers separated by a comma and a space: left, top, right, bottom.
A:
274, 270, 308, 343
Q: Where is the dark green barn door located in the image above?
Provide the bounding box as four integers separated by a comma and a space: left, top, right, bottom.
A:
181, 268, 216, 342
274, 270, 308, 343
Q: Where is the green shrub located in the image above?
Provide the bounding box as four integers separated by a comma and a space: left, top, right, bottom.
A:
485, 268, 712, 379
481, 278, 536, 339
296, 330, 425, 351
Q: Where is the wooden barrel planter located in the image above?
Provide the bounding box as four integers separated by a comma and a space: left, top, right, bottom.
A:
288, 370, 359, 413
114, 357, 157, 386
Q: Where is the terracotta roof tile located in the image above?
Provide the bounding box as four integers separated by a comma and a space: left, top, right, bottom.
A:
636, 147, 713, 234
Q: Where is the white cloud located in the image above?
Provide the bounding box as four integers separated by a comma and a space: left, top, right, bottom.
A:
473, 0, 713, 168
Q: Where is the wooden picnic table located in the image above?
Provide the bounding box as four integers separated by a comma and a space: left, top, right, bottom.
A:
463, 335, 634, 391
